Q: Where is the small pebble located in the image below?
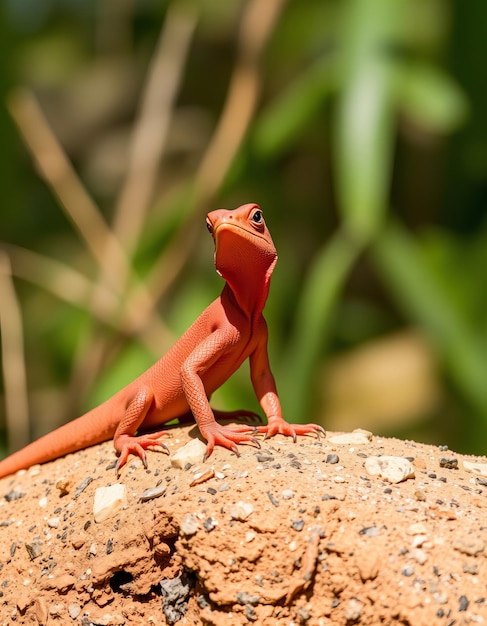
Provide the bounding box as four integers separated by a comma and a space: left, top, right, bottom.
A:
49, 604, 64, 617
55, 478, 71, 496
328, 430, 372, 445
411, 535, 427, 548
180, 514, 199, 536
245, 605, 258, 622
291, 519, 305, 532
68, 604, 81, 619
189, 469, 215, 487
463, 562, 479, 575
267, 491, 279, 507
410, 549, 427, 565
236, 591, 260, 605
197, 594, 210, 609
203, 517, 218, 532
171, 439, 206, 469
5, 489, 24, 502
343, 598, 363, 621
93, 484, 126, 523
464, 461, 487, 477
433, 592, 449, 604
414, 489, 426, 502
453, 536, 485, 556
439, 457, 458, 469
73, 477, 93, 500
230, 501, 253, 521
25, 537, 43, 560
47, 517, 60, 529
256, 454, 274, 463
365, 456, 415, 484
139, 485, 167, 502
359, 525, 379, 537
407, 522, 428, 535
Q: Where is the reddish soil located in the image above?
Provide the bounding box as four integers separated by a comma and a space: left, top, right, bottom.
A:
1, 424, 487, 625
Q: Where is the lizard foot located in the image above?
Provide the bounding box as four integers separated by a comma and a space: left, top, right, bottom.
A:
255, 417, 325, 442
115, 432, 170, 475
202, 424, 261, 461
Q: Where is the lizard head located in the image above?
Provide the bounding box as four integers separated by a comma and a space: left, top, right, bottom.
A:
206, 204, 278, 306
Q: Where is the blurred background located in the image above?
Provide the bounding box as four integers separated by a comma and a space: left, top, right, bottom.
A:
0, 0, 486, 458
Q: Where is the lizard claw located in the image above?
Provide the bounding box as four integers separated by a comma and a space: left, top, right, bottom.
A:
114, 432, 170, 474
257, 418, 325, 443
315, 425, 326, 438
201, 423, 261, 460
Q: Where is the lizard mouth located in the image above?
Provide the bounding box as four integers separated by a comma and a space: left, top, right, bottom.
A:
213, 221, 269, 244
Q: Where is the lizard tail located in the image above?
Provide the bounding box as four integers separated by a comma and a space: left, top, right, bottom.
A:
0, 408, 116, 479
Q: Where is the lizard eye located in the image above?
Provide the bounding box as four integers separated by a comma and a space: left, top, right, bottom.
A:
206, 219, 213, 234
251, 209, 263, 224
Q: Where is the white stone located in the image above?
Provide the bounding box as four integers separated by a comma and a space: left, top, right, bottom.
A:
68, 605, 81, 619
229, 501, 254, 521
365, 456, 415, 484
407, 522, 428, 535
281, 489, 295, 500
93, 484, 126, 523
463, 460, 487, 477
410, 548, 427, 564
47, 517, 60, 529
170, 439, 207, 468
328, 430, 372, 445
180, 513, 200, 536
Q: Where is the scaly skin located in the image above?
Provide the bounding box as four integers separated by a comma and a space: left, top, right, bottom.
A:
0, 203, 324, 478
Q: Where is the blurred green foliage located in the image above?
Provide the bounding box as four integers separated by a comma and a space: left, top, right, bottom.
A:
0, 0, 486, 456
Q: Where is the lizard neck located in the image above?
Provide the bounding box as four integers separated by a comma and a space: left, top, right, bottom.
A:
208, 204, 278, 320
221, 251, 277, 319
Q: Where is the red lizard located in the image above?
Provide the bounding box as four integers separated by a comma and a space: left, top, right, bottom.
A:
0, 203, 324, 479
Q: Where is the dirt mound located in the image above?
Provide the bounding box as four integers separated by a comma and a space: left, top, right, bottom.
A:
1, 424, 487, 625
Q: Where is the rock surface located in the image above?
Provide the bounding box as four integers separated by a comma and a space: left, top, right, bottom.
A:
1, 424, 487, 625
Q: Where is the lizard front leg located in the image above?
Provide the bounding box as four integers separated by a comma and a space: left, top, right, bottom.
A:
181, 331, 260, 459
113, 386, 169, 474
249, 322, 325, 441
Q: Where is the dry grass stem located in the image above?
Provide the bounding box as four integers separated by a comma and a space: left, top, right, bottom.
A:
8, 89, 172, 347
0, 252, 30, 452
88, 4, 198, 343
143, 0, 288, 308
195, 0, 287, 199
7, 90, 129, 296
114, 4, 198, 252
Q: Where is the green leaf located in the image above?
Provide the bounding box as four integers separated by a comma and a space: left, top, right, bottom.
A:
333, 0, 398, 243
280, 229, 361, 422
397, 62, 469, 133
253, 56, 336, 159
372, 221, 487, 418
